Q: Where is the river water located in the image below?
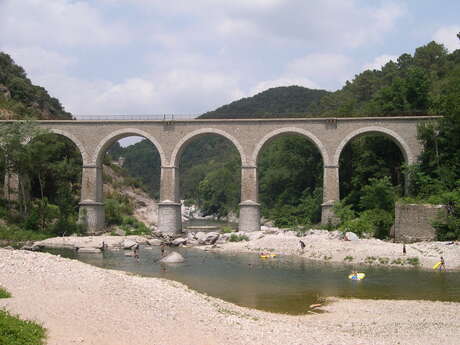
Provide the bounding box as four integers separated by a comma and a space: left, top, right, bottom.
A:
46, 246, 460, 315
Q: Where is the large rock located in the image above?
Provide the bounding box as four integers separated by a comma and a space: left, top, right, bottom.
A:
160, 251, 185, 263
204, 232, 220, 245
345, 232, 359, 241
195, 232, 207, 244
122, 239, 137, 249
147, 239, 162, 246
247, 232, 264, 241
172, 237, 187, 246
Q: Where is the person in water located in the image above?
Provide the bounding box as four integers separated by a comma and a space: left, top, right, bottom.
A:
133, 243, 140, 262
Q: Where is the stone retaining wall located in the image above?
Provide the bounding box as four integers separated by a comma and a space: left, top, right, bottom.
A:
393, 203, 447, 243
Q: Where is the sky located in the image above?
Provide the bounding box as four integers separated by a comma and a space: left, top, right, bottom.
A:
1, 0, 459, 118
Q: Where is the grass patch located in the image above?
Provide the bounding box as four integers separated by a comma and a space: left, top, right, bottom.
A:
0, 309, 46, 345
406, 257, 420, 266
391, 258, 405, 265
364, 256, 377, 264
0, 225, 51, 243
344, 255, 353, 262
220, 226, 234, 234
229, 234, 249, 242
0, 287, 11, 299
378, 257, 390, 265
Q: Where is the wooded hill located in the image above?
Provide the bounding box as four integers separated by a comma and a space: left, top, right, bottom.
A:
200, 86, 329, 118
0, 53, 71, 120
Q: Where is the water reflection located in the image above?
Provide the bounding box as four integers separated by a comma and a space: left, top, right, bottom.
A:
45, 246, 460, 315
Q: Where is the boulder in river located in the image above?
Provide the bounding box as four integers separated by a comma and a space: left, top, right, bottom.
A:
160, 251, 185, 263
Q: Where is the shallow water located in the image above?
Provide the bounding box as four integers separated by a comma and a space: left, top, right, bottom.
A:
46, 246, 460, 315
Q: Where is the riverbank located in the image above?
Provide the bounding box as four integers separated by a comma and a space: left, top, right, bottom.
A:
30, 229, 460, 270
0, 248, 459, 345
212, 229, 460, 271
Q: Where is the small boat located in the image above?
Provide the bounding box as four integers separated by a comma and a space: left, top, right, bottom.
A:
348, 273, 366, 280
259, 253, 277, 259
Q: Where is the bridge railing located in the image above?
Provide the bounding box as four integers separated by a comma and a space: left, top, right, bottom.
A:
75, 114, 199, 120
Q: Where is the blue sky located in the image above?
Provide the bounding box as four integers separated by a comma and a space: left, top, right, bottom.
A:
1, 0, 459, 117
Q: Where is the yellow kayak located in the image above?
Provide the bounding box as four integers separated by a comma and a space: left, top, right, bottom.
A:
433, 262, 442, 270
348, 273, 366, 280
259, 254, 277, 259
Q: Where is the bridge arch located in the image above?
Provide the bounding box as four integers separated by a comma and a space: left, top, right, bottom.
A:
333, 126, 414, 167
252, 127, 329, 166
170, 128, 247, 167
92, 128, 166, 166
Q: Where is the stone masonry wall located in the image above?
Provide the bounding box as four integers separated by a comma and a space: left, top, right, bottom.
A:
394, 203, 447, 243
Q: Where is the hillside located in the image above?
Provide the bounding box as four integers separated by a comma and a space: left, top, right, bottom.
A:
200, 86, 329, 119
0, 52, 72, 120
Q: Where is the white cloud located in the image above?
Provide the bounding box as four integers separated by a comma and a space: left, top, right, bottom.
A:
252, 53, 354, 93
0, 0, 129, 47
363, 54, 398, 71
433, 26, 460, 52
0, 0, 408, 115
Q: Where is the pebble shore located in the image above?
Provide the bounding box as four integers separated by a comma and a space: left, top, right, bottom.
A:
1, 247, 460, 345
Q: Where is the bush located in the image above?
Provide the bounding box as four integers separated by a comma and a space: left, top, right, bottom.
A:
0, 225, 51, 242
0, 287, 11, 299
0, 309, 46, 345
229, 234, 249, 242
221, 226, 234, 234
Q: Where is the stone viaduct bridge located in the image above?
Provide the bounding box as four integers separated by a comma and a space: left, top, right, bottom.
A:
15, 116, 438, 234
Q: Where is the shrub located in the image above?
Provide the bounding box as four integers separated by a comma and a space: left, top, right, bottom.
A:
221, 226, 233, 234
229, 234, 249, 242
344, 255, 353, 262
406, 257, 420, 266
0, 287, 11, 299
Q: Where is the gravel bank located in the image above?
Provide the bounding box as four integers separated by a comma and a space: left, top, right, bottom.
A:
1, 248, 459, 345
214, 230, 460, 270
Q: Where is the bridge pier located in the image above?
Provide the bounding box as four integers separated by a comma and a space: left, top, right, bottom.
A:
239, 166, 260, 232
79, 164, 105, 233
157, 166, 182, 234
321, 165, 340, 225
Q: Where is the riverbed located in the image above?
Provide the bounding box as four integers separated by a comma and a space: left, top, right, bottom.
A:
46, 246, 460, 314
1, 248, 459, 345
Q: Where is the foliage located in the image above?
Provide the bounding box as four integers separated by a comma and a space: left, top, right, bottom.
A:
0, 309, 46, 345
0, 225, 52, 242
228, 233, 249, 242
0, 52, 71, 120
0, 287, 11, 299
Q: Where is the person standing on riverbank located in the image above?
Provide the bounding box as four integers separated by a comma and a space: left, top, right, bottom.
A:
299, 240, 306, 253
439, 256, 446, 271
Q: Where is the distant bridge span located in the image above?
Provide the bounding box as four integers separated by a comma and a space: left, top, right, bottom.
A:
3, 116, 439, 233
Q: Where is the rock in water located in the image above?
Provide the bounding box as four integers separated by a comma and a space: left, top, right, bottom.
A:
160, 251, 185, 263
